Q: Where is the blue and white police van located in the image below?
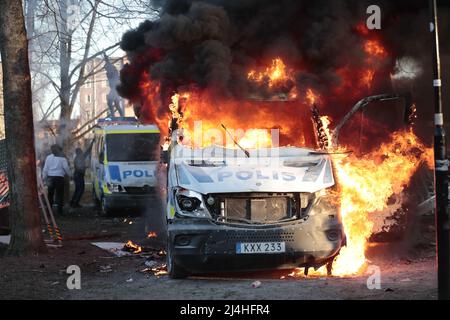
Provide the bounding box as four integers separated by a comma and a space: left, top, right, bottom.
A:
91, 118, 160, 215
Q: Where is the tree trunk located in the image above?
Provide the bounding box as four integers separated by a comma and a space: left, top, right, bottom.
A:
56, 0, 73, 204
0, 0, 45, 255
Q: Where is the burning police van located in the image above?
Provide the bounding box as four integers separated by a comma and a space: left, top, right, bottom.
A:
162, 93, 418, 278
164, 144, 346, 278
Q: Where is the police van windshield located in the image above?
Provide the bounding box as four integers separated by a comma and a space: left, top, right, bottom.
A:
106, 133, 159, 162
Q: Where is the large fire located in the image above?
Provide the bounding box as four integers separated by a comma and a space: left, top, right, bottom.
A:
163, 91, 432, 277
308, 127, 432, 276
156, 89, 309, 148
132, 31, 432, 277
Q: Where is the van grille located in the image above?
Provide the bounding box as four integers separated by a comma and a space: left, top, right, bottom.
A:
225, 230, 295, 243
205, 192, 314, 223
124, 186, 155, 194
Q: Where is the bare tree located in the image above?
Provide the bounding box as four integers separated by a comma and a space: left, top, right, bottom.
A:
0, 0, 45, 255
27, 0, 159, 151
54, 0, 103, 150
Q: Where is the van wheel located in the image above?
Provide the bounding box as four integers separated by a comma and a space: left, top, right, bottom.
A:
100, 196, 112, 216
166, 242, 188, 279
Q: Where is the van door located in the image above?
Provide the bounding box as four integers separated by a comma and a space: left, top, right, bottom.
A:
330, 93, 415, 151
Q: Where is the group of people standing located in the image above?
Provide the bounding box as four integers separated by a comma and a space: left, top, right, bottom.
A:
41, 141, 93, 215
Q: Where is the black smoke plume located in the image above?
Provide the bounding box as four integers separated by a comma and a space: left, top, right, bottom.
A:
118, 0, 450, 145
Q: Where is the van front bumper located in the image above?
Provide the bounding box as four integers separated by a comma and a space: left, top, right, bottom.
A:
103, 193, 156, 210
168, 210, 345, 274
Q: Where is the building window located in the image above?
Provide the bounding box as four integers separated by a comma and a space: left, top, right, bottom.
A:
86, 94, 91, 103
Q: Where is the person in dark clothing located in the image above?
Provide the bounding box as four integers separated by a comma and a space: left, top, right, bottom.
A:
43, 145, 71, 215
70, 140, 94, 208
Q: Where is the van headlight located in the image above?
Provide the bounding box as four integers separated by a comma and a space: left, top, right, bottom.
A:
175, 189, 211, 219
177, 195, 201, 211
106, 183, 124, 193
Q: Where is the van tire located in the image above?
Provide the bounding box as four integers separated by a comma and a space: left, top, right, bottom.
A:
100, 196, 112, 216
167, 242, 188, 279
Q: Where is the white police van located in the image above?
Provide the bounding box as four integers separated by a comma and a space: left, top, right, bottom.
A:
91, 118, 160, 215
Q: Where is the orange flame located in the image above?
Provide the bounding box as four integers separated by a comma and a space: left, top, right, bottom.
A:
289, 128, 432, 277
162, 90, 313, 148
319, 115, 333, 149
147, 231, 158, 238
364, 40, 388, 58
362, 69, 375, 89
248, 58, 294, 88
124, 240, 142, 254
235, 129, 273, 149
333, 129, 432, 275
306, 88, 321, 105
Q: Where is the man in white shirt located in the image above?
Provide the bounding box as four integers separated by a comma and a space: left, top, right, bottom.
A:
42, 144, 71, 215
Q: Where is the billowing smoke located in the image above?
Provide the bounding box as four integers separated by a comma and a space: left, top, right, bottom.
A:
118, 0, 450, 146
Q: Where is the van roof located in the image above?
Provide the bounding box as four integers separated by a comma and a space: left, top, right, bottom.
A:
95, 124, 160, 134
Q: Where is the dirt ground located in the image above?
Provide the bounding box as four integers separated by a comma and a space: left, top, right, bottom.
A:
0, 185, 439, 300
